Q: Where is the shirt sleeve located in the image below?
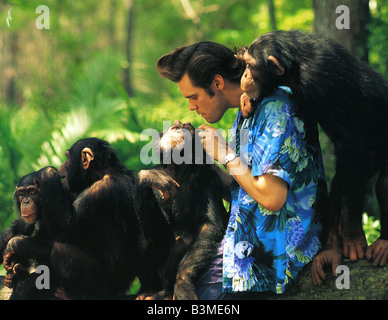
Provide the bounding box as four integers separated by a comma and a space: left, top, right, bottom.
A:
250, 99, 304, 190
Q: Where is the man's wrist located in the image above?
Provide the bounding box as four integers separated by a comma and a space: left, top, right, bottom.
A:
225, 152, 237, 163
224, 152, 239, 168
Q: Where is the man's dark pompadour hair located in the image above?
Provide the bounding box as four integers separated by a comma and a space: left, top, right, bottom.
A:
157, 41, 245, 95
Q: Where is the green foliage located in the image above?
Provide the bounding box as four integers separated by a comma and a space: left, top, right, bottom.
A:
0, 0, 384, 245
34, 51, 141, 170
369, 0, 388, 77
362, 213, 381, 245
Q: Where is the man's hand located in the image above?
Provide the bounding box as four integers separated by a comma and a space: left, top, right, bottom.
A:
197, 124, 231, 164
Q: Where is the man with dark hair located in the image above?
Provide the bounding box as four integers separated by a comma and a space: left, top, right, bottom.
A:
157, 40, 325, 299
157, 41, 245, 123
157, 42, 245, 92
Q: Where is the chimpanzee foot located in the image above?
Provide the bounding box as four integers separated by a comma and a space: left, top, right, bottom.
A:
136, 290, 172, 300
339, 223, 368, 262
147, 290, 173, 300
366, 238, 388, 266
311, 247, 342, 285
135, 293, 149, 300
54, 287, 71, 300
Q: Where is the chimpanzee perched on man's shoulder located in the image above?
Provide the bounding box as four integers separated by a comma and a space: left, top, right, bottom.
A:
136, 121, 228, 300
239, 30, 388, 283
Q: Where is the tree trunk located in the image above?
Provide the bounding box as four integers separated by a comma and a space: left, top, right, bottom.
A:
7, 33, 18, 104
108, 0, 117, 49
123, 0, 134, 97
313, 0, 370, 62
268, 0, 277, 31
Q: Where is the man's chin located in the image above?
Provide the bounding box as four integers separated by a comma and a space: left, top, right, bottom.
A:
203, 114, 223, 124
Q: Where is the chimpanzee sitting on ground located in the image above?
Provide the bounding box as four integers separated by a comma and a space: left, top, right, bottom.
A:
2, 138, 140, 299
0, 166, 72, 299
51, 137, 140, 299
136, 121, 228, 300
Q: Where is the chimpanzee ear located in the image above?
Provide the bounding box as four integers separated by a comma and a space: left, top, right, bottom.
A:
268, 55, 285, 76
81, 148, 94, 170
33, 177, 40, 187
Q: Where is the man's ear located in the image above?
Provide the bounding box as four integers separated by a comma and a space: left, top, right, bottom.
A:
268, 55, 285, 76
212, 74, 225, 91
81, 148, 94, 170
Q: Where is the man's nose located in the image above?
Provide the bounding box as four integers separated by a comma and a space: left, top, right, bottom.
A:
188, 100, 197, 111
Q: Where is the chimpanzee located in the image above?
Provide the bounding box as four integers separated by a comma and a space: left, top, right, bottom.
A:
240, 30, 388, 282
0, 166, 72, 299
135, 121, 228, 300
50, 137, 140, 299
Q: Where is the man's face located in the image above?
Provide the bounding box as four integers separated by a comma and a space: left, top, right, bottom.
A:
177, 73, 227, 123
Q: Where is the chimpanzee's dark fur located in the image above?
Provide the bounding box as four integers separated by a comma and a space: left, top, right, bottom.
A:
0, 167, 72, 299
248, 30, 388, 263
136, 122, 228, 300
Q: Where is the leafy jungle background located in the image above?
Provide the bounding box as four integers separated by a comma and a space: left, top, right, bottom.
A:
0, 0, 385, 246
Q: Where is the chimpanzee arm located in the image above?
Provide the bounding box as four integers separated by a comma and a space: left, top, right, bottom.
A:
0, 219, 35, 258
70, 174, 137, 264
173, 199, 226, 300
210, 164, 232, 202
71, 174, 116, 223
3, 233, 52, 267
152, 233, 194, 299
36, 167, 73, 236
138, 168, 180, 202
136, 180, 175, 297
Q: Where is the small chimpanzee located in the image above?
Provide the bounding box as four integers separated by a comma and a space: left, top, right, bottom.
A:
136, 121, 228, 300
240, 30, 388, 282
51, 137, 140, 299
0, 166, 72, 299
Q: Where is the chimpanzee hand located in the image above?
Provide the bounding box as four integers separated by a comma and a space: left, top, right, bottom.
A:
240, 92, 257, 119
311, 247, 342, 285
4, 271, 17, 288
3, 252, 28, 288
138, 169, 180, 203
3, 236, 28, 273
366, 238, 388, 266
3, 251, 16, 273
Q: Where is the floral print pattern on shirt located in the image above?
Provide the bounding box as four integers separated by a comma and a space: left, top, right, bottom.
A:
223, 87, 326, 294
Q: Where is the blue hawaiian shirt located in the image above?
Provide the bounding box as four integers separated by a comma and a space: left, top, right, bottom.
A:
222, 87, 326, 294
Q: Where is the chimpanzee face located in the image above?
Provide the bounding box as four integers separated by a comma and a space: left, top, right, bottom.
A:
241, 52, 261, 99
59, 143, 93, 193
15, 177, 39, 224
59, 150, 73, 192
241, 50, 285, 101
159, 120, 195, 154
